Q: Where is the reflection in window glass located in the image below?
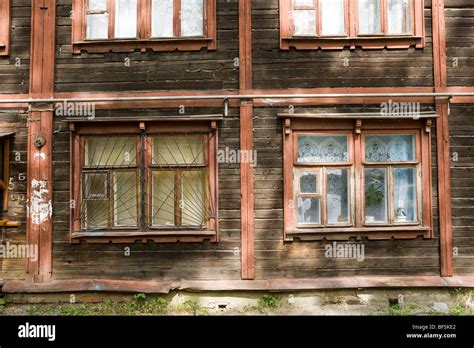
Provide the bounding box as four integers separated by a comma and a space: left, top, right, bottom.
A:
152, 171, 175, 226
364, 168, 387, 223
298, 197, 321, 224
327, 169, 349, 224
113, 171, 138, 227
182, 170, 206, 226
321, 0, 345, 36
358, 0, 381, 34
299, 172, 318, 194
85, 137, 137, 167
153, 137, 205, 165
393, 167, 417, 222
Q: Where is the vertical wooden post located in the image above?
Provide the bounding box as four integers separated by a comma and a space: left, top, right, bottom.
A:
27, 0, 56, 282
432, 0, 453, 276
239, 0, 254, 279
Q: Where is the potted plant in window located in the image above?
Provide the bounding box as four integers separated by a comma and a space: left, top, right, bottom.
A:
365, 184, 384, 223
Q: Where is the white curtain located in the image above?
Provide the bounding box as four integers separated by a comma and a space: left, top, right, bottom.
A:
181, 0, 204, 37
86, 0, 108, 40
388, 0, 410, 34
152, 0, 174, 37
115, 0, 138, 38
358, 0, 381, 34
321, 0, 345, 36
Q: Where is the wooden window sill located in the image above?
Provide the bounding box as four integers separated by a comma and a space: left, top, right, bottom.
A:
281, 36, 425, 50
71, 230, 217, 243
285, 226, 432, 241
72, 38, 216, 54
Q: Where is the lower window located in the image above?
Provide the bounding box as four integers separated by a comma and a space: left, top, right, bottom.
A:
71, 122, 218, 243
283, 118, 433, 240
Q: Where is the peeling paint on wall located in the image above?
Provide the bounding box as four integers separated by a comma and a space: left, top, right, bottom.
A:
27, 179, 52, 225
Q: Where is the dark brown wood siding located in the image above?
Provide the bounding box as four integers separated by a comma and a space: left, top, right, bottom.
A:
0, 112, 28, 279
253, 106, 441, 279
252, 1, 434, 89
55, 0, 239, 93
450, 104, 474, 275
446, 0, 474, 86
51, 109, 242, 280
0, 1, 30, 94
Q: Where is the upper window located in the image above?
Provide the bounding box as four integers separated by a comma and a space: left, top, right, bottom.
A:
0, 0, 10, 56
280, 0, 425, 49
72, 0, 217, 53
282, 118, 433, 240
71, 122, 218, 243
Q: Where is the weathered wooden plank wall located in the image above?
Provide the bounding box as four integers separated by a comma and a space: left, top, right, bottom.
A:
51, 108, 242, 280
0, 0, 30, 94
252, 0, 434, 89
55, 0, 239, 92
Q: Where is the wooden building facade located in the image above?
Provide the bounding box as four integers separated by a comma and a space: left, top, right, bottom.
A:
0, 0, 473, 293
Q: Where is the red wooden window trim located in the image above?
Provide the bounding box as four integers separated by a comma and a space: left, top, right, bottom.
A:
72, 0, 217, 54
0, 0, 10, 56
283, 118, 433, 241
280, 0, 425, 50
69, 121, 218, 244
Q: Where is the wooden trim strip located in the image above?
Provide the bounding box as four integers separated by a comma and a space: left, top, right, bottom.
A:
4, 276, 474, 293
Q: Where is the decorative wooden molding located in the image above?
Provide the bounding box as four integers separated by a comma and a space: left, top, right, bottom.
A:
0, 0, 10, 56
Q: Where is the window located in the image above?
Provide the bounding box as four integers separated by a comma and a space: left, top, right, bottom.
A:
0, 137, 10, 218
282, 117, 433, 240
71, 122, 218, 243
0, 0, 10, 56
72, 0, 217, 53
279, 0, 425, 49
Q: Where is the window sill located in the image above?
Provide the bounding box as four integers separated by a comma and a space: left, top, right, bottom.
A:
281, 36, 425, 50
285, 226, 432, 241
71, 230, 217, 243
72, 38, 216, 54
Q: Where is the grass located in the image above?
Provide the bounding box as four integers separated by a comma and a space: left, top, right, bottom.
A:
257, 294, 282, 314
388, 303, 418, 316
0, 297, 5, 314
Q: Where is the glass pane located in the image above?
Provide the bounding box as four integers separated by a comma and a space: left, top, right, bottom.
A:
364, 168, 387, 223
152, 0, 174, 37
297, 135, 349, 163
85, 137, 137, 167
152, 171, 176, 226
298, 197, 321, 224
181, 0, 204, 37
293, 10, 316, 36
327, 169, 350, 224
358, 0, 381, 34
153, 136, 205, 165
294, 0, 314, 6
0, 142, 4, 180
388, 0, 411, 34
84, 172, 108, 199
88, 0, 107, 11
113, 171, 138, 227
85, 200, 108, 229
321, 0, 345, 35
365, 134, 415, 162
182, 170, 206, 226
299, 172, 318, 194
394, 168, 417, 222
115, 0, 138, 38
86, 14, 108, 40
